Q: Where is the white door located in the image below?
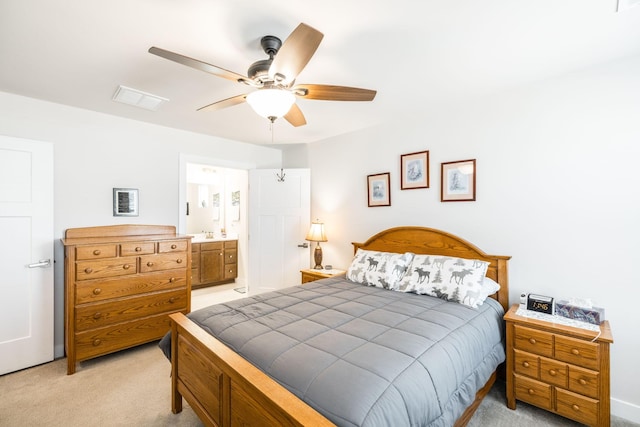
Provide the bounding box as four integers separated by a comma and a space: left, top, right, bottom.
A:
0, 136, 54, 375
248, 168, 310, 294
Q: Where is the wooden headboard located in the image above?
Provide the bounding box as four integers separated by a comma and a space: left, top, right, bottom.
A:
352, 226, 511, 311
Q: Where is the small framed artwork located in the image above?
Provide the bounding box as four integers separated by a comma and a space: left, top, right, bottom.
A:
401, 150, 429, 189
367, 172, 391, 207
113, 188, 139, 216
441, 159, 476, 202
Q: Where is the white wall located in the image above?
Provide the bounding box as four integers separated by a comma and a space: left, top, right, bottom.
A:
304, 55, 640, 422
0, 91, 282, 359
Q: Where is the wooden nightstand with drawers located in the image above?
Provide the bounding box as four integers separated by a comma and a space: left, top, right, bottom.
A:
504, 304, 613, 427
300, 268, 345, 284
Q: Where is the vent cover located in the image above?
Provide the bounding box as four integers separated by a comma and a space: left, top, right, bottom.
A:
112, 85, 168, 111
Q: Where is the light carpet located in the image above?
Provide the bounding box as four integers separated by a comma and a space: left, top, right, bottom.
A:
1, 341, 637, 426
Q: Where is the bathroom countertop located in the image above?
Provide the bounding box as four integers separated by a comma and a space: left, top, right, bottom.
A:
189, 234, 238, 243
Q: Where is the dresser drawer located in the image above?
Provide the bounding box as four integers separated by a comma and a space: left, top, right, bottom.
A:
75, 270, 187, 304
140, 253, 187, 273
76, 256, 138, 280
513, 349, 539, 378
555, 335, 599, 370
569, 365, 599, 399
159, 239, 188, 253
514, 325, 553, 357
120, 241, 155, 256
556, 388, 599, 426
76, 244, 117, 260
75, 289, 187, 331
513, 373, 552, 410
539, 356, 568, 388
74, 313, 176, 361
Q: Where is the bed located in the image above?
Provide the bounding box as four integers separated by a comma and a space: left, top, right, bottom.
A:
160, 226, 511, 426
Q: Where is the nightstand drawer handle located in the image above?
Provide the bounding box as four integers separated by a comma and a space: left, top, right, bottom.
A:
522, 361, 530, 368
549, 369, 557, 376
171, 244, 177, 249
84, 268, 93, 274
176, 258, 183, 264
93, 288, 101, 295
572, 404, 580, 411
93, 250, 101, 256
528, 338, 536, 345
579, 378, 587, 385
169, 277, 175, 283
571, 348, 580, 355
93, 312, 102, 320
169, 297, 176, 303
527, 389, 535, 395
93, 339, 101, 346
123, 264, 131, 270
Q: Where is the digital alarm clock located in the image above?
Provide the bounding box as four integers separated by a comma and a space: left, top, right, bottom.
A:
526, 294, 554, 314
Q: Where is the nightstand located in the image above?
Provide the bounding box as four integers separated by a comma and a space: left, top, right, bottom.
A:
300, 268, 345, 284
504, 304, 613, 427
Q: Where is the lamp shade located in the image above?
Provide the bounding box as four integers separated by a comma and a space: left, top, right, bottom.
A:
246, 89, 295, 119
305, 221, 327, 242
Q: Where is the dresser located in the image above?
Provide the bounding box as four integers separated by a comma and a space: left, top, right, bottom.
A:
191, 239, 237, 289
504, 304, 613, 426
62, 224, 191, 374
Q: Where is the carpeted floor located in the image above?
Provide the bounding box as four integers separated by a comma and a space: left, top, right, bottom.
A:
1, 341, 637, 427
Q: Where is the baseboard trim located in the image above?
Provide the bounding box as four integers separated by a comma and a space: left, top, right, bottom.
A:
612, 397, 640, 424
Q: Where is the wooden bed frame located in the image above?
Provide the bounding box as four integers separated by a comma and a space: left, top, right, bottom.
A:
168, 226, 511, 427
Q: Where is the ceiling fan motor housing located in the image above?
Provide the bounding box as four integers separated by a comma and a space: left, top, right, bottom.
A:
247, 35, 282, 82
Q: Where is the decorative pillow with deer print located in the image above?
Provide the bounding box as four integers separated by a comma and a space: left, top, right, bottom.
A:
397, 254, 490, 308
346, 249, 414, 290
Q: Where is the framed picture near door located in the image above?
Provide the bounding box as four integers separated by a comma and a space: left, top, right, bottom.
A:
441, 159, 476, 202
113, 188, 139, 216
367, 172, 391, 207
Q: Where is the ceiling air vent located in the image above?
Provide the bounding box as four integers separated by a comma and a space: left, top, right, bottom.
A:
112, 85, 168, 111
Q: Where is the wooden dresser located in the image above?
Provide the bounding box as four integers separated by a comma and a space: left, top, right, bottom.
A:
504, 304, 613, 426
191, 239, 237, 289
62, 224, 191, 374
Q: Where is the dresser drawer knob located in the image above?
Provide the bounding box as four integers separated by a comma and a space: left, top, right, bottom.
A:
549, 369, 557, 376
229, 269, 233, 273
93, 288, 101, 295
93, 339, 101, 346
572, 404, 580, 411
171, 244, 177, 249
84, 268, 93, 274
571, 348, 580, 355
93, 312, 102, 320
93, 250, 101, 256
135, 246, 142, 252
146, 262, 154, 267
527, 389, 535, 395
528, 338, 536, 345
169, 277, 175, 283
169, 297, 176, 303
522, 361, 530, 368
579, 378, 587, 385
123, 264, 131, 270
176, 259, 183, 264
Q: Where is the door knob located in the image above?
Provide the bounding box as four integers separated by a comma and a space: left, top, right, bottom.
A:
297, 243, 309, 248
28, 259, 51, 268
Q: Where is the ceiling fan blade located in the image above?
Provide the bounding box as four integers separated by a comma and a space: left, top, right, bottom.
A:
149, 46, 250, 84
269, 23, 324, 86
284, 103, 307, 127
292, 84, 377, 101
197, 94, 248, 112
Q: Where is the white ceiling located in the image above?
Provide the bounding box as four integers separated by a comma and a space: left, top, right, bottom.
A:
1, 0, 640, 145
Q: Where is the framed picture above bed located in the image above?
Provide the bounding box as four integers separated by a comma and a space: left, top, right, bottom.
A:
367, 172, 391, 207
400, 150, 429, 189
441, 159, 476, 202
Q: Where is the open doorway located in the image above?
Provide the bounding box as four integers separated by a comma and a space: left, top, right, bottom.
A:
179, 155, 250, 302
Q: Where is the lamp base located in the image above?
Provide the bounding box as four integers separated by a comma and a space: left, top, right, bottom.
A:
313, 244, 323, 270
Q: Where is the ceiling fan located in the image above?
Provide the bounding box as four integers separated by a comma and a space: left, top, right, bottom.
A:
149, 23, 376, 127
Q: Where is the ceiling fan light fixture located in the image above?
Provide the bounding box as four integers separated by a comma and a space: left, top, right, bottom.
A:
246, 89, 295, 120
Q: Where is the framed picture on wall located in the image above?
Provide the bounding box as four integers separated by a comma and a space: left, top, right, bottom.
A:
367, 172, 391, 207
401, 150, 429, 189
113, 188, 139, 216
441, 159, 476, 202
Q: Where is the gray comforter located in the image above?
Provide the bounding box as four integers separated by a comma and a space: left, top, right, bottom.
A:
159, 276, 505, 427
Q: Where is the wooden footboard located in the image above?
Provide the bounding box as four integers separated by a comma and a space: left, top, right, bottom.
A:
169, 312, 335, 427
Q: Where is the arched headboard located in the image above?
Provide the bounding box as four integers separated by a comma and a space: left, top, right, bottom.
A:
352, 226, 511, 311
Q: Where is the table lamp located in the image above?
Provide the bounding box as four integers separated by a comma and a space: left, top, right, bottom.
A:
305, 220, 328, 270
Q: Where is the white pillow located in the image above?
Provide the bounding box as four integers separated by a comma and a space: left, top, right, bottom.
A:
346, 249, 414, 290
397, 254, 490, 308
